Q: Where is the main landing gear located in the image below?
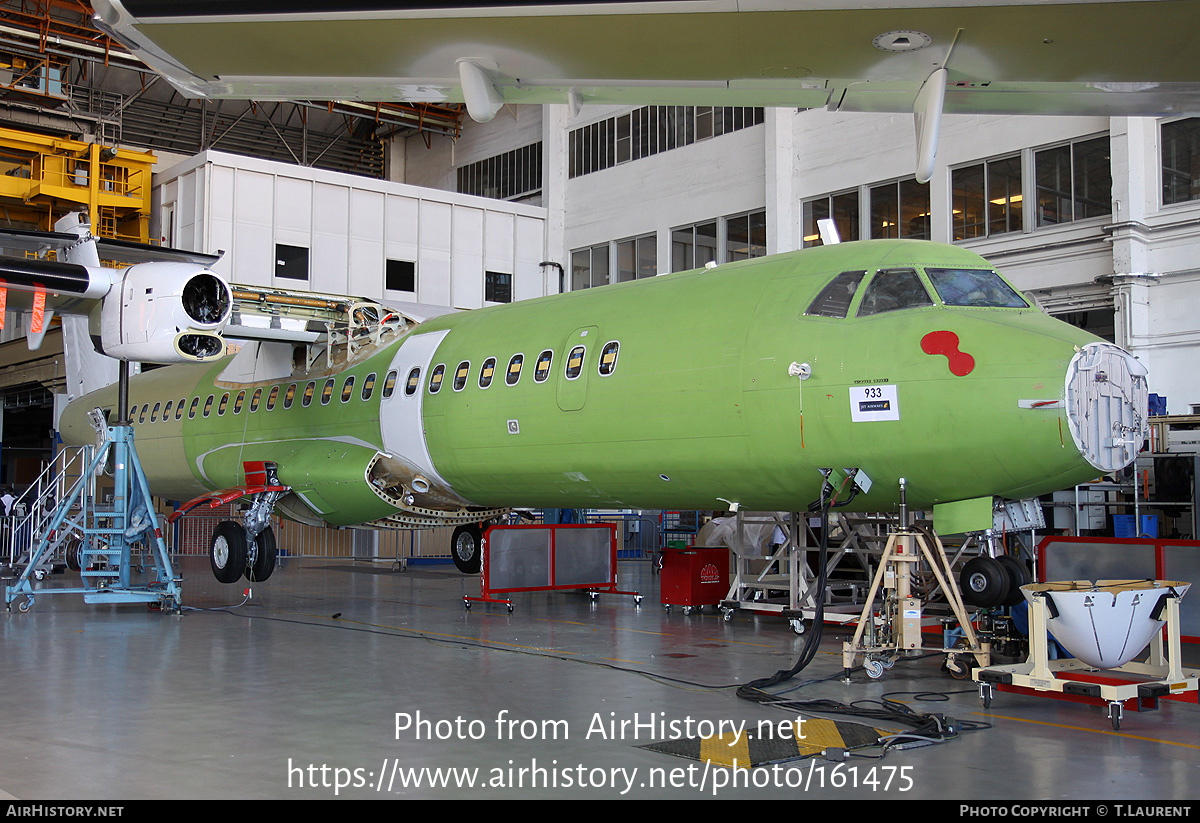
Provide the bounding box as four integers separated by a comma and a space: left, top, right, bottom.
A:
450, 523, 484, 574
171, 461, 289, 584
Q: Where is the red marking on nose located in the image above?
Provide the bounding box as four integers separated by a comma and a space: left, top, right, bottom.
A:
921, 330, 975, 376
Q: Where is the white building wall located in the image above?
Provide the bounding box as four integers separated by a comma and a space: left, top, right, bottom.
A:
564, 116, 766, 270
153, 151, 548, 311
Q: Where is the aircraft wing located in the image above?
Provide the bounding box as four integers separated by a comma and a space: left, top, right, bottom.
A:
94, 0, 1200, 118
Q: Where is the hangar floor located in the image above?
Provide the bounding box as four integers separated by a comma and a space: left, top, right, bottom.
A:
1, 557, 1197, 800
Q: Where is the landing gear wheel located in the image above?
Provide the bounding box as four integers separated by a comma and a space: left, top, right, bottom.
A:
995, 555, 1030, 607
864, 658, 885, 679
210, 520, 248, 584
960, 557, 1009, 608
450, 523, 483, 574
246, 526, 277, 582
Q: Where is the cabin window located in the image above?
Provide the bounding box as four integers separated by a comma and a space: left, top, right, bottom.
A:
453, 361, 470, 391
151, 403, 160, 422
404, 368, 420, 396
428, 365, 445, 394
925, 268, 1028, 308
176, 398, 185, 420
857, 268, 934, 317
342, 375, 356, 402
321, 378, 335, 405
267, 386, 279, 410
506, 354, 523, 386
382, 370, 398, 398
598, 341, 620, 376
163, 401, 172, 420
479, 357, 496, 389
138, 404, 147, 423
302, 382, 315, 407
565, 346, 586, 380
250, 388, 262, 412
361, 373, 376, 401
203, 395, 214, 417
218, 393, 230, 415
805, 271, 867, 318
189, 397, 199, 419
534, 350, 553, 383
284, 384, 297, 409
128, 404, 136, 421
233, 391, 245, 414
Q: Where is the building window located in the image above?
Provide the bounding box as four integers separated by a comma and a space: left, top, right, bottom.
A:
572, 234, 655, 290
275, 244, 309, 281
803, 191, 860, 248
671, 221, 717, 272
484, 271, 512, 303
457, 142, 542, 201
724, 210, 767, 262
1035, 135, 1111, 226
870, 179, 930, 240
952, 155, 1022, 240
386, 259, 416, 292
1162, 119, 1200, 205
571, 244, 609, 290
570, 106, 764, 178
614, 234, 656, 283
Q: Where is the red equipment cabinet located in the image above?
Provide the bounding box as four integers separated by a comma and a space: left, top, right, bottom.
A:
660, 546, 729, 613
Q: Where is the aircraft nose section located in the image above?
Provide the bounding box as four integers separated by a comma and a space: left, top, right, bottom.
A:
1064, 342, 1148, 473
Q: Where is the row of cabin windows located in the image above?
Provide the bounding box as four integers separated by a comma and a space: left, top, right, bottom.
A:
413, 341, 621, 397
128, 370, 400, 424
128, 341, 624, 422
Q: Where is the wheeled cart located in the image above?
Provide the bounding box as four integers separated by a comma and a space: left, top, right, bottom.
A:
974, 581, 1198, 730
660, 546, 728, 615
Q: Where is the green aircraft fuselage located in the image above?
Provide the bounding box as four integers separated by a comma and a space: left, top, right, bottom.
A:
59, 240, 1122, 531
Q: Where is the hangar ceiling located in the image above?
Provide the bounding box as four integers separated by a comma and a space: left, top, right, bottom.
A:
0, 0, 465, 178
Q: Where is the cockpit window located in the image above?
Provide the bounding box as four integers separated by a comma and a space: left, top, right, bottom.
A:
925, 268, 1029, 308
857, 268, 934, 317
805, 270, 867, 318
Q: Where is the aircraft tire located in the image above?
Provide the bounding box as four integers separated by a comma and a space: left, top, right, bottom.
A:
995, 554, 1030, 607
451, 523, 483, 574
959, 557, 1008, 608
210, 521, 248, 584
247, 527, 277, 582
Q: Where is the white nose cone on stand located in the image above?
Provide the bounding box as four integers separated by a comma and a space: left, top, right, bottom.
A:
1021, 580, 1190, 669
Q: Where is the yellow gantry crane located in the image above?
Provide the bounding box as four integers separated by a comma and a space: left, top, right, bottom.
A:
0, 125, 154, 244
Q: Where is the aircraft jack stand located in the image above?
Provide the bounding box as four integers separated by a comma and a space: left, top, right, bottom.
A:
973, 592, 1198, 730
5, 411, 182, 614
841, 492, 989, 680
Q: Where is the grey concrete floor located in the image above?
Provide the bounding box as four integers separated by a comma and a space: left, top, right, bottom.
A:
1, 556, 1198, 800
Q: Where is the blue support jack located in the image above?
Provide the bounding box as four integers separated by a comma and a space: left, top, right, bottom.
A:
5, 402, 182, 614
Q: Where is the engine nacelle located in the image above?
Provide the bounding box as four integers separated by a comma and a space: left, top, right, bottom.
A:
99, 262, 232, 363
